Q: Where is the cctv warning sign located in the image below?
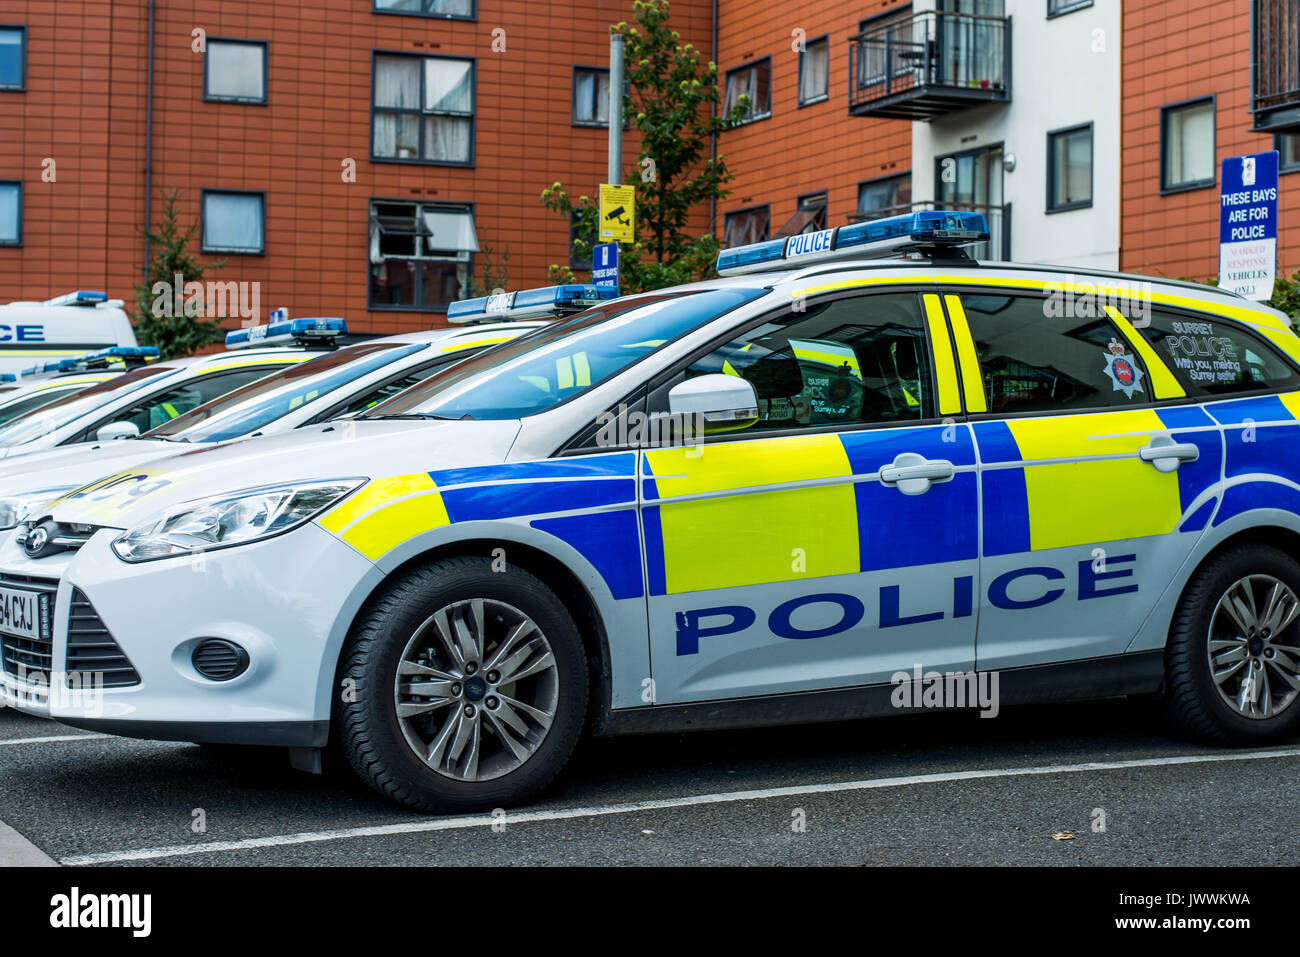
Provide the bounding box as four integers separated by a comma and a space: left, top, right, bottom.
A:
599, 184, 635, 243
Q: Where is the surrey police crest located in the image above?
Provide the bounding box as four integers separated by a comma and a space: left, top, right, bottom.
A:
1102, 338, 1145, 398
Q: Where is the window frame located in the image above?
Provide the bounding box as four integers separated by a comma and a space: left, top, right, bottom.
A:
797, 34, 830, 107
200, 189, 266, 255
1275, 133, 1300, 173
0, 24, 26, 92
202, 37, 268, 105
1159, 95, 1217, 195
571, 64, 610, 127
0, 180, 21, 247
724, 56, 773, 125
372, 0, 476, 21
1047, 0, 1093, 18
366, 196, 477, 313
370, 50, 477, 168
723, 203, 771, 248
856, 171, 912, 220
631, 286, 950, 449
1046, 122, 1094, 214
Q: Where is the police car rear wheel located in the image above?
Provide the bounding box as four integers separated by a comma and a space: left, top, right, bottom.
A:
1165, 545, 1300, 743
338, 556, 588, 812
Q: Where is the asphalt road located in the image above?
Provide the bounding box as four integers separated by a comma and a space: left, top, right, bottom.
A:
1, 697, 1297, 866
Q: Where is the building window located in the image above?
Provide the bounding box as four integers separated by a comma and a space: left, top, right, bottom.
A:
724, 58, 771, 124
798, 36, 829, 105
572, 67, 610, 127
1278, 134, 1300, 172
372, 53, 475, 166
369, 201, 478, 311
204, 39, 267, 104
0, 181, 20, 246
0, 25, 24, 91
1160, 97, 1216, 193
1046, 123, 1093, 212
374, 0, 475, 19
1047, 0, 1093, 17
857, 173, 912, 219
569, 211, 592, 270
775, 191, 828, 237
723, 205, 770, 247
201, 190, 265, 254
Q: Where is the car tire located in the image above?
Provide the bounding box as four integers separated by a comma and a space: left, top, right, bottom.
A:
1164, 544, 1300, 744
338, 556, 589, 813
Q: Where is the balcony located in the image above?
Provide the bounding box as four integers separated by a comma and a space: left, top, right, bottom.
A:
848, 200, 1011, 262
1251, 0, 1300, 132
848, 10, 1010, 121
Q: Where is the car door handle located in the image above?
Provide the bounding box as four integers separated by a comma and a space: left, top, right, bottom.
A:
1138, 434, 1200, 473
879, 452, 955, 495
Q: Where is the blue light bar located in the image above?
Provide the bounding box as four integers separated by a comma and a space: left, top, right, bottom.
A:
226, 317, 348, 349
715, 210, 990, 276
447, 284, 620, 324
0, 374, 14, 383
43, 290, 110, 307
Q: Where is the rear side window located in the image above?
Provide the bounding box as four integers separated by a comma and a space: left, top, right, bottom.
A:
1135, 309, 1300, 396
958, 294, 1150, 414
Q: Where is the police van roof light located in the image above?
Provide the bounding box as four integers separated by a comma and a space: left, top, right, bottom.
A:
446, 284, 619, 324
41, 346, 161, 373
42, 290, 110, 307
715, 210, 991, 277
225, 317, 348, 351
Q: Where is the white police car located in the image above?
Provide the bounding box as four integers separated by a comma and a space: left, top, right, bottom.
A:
0, 319, 548, 533
5, 213, 1300, 812
0, 348, 156, 427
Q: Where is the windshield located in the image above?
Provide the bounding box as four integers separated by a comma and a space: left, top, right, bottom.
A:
363, 287, 764, 420
146, 342, 428, 443
0, 366, 175, 447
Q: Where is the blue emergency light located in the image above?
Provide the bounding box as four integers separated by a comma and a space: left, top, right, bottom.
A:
225, 317, 348, 350
42, 290, 110, 307
715, 210, 990, 277
0, 374, 14, 383
447, 284, 620, 324
60, 346, 161, 372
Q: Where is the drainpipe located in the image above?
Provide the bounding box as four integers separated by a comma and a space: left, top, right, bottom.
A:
142, 0, 155, 285
709, 0, 717, 236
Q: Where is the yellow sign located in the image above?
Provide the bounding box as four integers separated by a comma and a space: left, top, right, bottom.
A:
599, 183, 635, 243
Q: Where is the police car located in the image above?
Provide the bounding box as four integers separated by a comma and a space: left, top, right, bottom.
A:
0, 291, 138, 379
0, 319, 547, 532
0, 347, 157, 427
0, 323, 334, 459
4, 211, 1300, 812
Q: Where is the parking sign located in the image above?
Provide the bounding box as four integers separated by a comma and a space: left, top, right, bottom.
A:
592, 242, 619, 292
1219, 151, 1279, 301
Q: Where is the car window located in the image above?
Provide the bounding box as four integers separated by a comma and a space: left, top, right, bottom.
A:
1134, 308, 1300, 396
958, 294, 1150, 414
97, 368, 276, 435
665, 292, 935, 432
0, 365, 175, 446
329, 363, 449, 419
0, 385, 85, 424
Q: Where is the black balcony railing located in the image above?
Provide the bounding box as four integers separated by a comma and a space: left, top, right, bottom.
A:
1252, 0, 1300, 132
848, 200, 1011, 262
848, 10, 1010, 120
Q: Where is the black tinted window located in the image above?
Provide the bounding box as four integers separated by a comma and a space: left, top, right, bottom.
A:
1136, 309, 1300, 395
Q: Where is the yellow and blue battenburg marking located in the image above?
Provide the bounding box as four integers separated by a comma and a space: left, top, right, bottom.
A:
1204, 391, 1300, 527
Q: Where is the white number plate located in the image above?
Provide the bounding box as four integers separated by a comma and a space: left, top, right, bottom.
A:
0, 587, 42, 641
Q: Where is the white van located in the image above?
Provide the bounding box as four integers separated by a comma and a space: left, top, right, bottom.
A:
0, 290, 137, 379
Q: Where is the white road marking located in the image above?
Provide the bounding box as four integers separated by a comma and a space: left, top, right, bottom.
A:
0, 818, 58, 867
0, 733, 105, 746
61, 746, 1300, 865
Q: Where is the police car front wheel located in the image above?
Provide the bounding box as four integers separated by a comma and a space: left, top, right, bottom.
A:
1165, 544, 1300, 743
338, 556, 589, 812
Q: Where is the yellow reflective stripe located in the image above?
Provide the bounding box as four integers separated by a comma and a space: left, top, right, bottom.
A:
923, 293, 962, 415
160, 402, 179, 418
903, 387, 919, 407
556, 357, 574, 390
31, 375, 112, 390
439, 334, 512, 353
789, 275, 934, 299
320, 473, 436, 534
645, 436, 858, 593
932, 275, 1288, 330
1006, 410, 1182, 550
1260, 327, 1300, 366
789, 340, 863, 379
573, 351, 591, 386
342, 494, 451, 561
195, 356, 306, 374
942, 295, 986, 414
1103, 305, 1185, 400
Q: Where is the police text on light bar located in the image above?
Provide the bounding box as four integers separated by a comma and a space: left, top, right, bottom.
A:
447, 284, 620, 323
225, 317, 348, 350
715, 210, 990, 277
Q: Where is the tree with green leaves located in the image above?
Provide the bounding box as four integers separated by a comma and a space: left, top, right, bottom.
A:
541, 0, 750, 293
132, 188, 225, 358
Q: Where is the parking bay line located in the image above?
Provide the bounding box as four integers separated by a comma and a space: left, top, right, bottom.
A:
61, 746, 1300, 865
0, 733, 107, 746
0, 818, 58, 867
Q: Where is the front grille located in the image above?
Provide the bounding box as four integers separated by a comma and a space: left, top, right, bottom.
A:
0, 574, 57, 685
65, 589, 139, 688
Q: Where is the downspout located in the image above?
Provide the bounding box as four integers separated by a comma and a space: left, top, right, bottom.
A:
142, 0, 155, 284
708, 0, 717, 237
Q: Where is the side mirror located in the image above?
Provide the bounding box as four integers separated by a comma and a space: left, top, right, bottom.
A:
667, 374, 759, 433
97, 421, 140, 442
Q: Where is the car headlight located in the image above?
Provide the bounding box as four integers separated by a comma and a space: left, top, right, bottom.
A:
0, 486, 77, 531
111, 478, 365, 563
